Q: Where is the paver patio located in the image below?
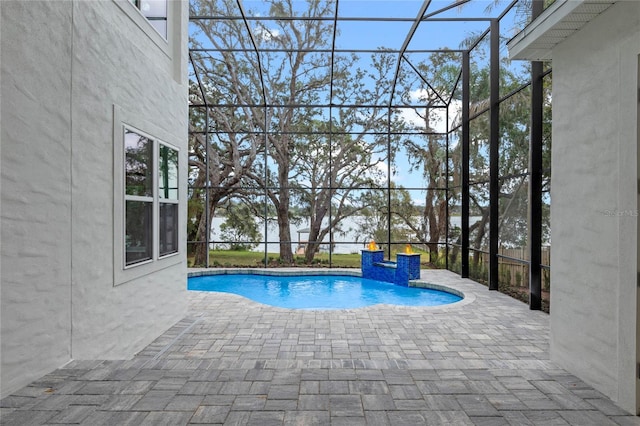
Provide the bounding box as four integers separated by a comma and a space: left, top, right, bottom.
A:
1, 269, 638, 425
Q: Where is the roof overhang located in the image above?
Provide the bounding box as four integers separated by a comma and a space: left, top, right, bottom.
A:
507, 0, 616, 61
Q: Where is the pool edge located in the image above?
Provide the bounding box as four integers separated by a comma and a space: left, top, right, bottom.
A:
187, 268, 469, 307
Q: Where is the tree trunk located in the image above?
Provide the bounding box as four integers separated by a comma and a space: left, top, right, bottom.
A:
472, 211, 489, 271
194, 203, 216, 267
276, 186, 293, 263
304, 221, 323, 264
424, 189, 440, 263
427, 210, 439, 263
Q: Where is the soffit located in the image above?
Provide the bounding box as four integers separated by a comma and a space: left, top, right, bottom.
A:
507, 0, 616, 61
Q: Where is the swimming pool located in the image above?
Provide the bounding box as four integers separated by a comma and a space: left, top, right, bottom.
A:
187, 272, 463, 309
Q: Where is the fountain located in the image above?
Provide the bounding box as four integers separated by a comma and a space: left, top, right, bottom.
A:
361, 242, 421, 286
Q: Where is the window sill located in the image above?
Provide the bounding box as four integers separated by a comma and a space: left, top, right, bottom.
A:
115, 254, 183, 286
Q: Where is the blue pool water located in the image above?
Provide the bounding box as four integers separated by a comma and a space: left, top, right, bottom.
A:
188, 274, 462, 309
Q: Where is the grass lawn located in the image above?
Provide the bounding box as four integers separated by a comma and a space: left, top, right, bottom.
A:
199, 250, 362, 268
188, 248, 431, 269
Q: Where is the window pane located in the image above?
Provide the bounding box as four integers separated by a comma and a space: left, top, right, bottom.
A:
140, 0, 166, 18
125, 130, 153, 197
159, 144, 179, 200
126, 200, 153, 265
160, 203, 179, 257
148, 19, 167, 39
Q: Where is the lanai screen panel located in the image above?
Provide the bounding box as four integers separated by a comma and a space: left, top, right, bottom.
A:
187, 0, 544, 277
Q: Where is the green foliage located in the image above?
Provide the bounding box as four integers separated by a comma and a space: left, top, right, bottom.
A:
353, 184, 415, 245
219, 202, 262, 251
469, 260, 488, 285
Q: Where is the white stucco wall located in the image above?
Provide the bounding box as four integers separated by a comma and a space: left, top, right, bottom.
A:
1, 0, 74, 397
1, 0, 189, 398
550, 1, 639, 414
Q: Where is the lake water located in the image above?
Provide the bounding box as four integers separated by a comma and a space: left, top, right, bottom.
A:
210, 215, 481, 254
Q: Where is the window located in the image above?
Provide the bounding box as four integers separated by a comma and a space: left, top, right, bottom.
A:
158, 144, 179, 257
130, 0, 167, 39
124, 127, 179, 267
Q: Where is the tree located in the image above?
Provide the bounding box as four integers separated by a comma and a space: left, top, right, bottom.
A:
249, 0, 340, 263
188, 0, 265, 265
190, 0, 409, 264
400, 51, 461, 261
186, 120, 260, 265
290, 49, 407, 263
354, 184, 416, 247
450, 52, 551, 268
292, 121, 386, 262
396, 40, 551, 268
190, 0, 337, 264
187, 0, 552, 269
219, 202, 262, 251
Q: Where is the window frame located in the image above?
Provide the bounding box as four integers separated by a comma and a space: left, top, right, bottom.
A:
113, 0, 170, 55
130, 0, 168, 40
158, 141, 180, 259
114, 106, 182, 286
124, 128, 155, 267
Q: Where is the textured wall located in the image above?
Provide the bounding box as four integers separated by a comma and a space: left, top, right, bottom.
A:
1, 0, 188, 398
1, 0, 74, 398
550, 1, 640, 414
69, 0, 188, 360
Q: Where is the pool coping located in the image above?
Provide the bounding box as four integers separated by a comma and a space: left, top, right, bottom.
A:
187, 267, 475, 310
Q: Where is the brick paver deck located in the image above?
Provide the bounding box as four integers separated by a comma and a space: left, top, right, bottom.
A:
2, 269, 638, 425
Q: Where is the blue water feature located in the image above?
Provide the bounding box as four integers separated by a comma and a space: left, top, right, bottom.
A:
188, 274, 462, 310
